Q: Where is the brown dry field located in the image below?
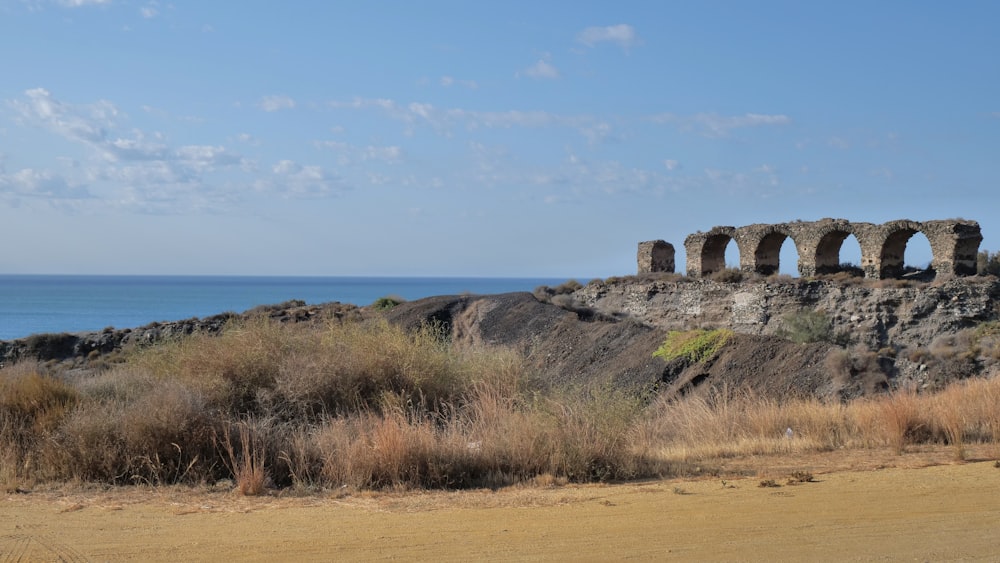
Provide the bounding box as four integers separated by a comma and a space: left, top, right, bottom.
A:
3, 446, 1000, 562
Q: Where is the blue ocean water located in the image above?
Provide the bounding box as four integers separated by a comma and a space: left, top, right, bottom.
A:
0, 275, 573, 341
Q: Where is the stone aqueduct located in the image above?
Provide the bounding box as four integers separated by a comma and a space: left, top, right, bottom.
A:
638, 218, 983, 280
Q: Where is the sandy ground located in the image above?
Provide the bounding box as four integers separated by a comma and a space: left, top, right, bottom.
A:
2, 449, 1000, 562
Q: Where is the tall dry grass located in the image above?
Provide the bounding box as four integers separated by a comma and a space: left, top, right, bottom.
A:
635, 378, 1000, 465
3, 317, 1000, 493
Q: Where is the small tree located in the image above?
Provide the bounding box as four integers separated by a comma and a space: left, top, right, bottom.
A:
977, 250, 1000, 276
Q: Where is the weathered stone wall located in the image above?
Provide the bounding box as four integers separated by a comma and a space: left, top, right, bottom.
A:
676, 218, 981, 279
573, 277, 1000, 352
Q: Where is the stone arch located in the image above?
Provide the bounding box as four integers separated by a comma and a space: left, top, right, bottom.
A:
793, 219, 858, 277
815, 229, 855, 274
670, 218, 981, 281
877, 220, 926, 279
684, 226, 740, 278
740, 223, 799, 276
702, 232, 735, 274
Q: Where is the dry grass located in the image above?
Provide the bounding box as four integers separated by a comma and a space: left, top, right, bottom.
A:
219, 420, 271, 496
4, 318, 1000, 494
634, 379, 1000, 466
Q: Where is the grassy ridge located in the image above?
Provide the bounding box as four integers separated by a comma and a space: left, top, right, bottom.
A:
2, 317, 999, 493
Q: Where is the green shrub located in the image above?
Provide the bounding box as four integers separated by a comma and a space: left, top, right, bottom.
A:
977, 250, 1000, 276
653, 329, 733, 364
776, 309, 833, 344
371, 295, 405, 311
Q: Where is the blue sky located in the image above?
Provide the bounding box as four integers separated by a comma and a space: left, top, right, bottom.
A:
0, 1, 997, 277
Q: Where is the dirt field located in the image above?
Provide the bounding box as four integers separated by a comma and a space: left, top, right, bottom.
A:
3, 449, 1000, 562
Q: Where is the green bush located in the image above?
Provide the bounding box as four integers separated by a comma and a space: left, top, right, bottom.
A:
652, 329, 733, 363
372, 295, 406, 311
977, 250, 1000, 276
776, 309, 832, 344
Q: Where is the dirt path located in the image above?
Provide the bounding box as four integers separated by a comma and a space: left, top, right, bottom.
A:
3, 460, 999, 561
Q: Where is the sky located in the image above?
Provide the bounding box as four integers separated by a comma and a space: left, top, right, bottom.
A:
0, 1, 997, 278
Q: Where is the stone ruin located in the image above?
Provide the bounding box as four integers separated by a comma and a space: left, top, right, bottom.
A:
638, 218, 983, 280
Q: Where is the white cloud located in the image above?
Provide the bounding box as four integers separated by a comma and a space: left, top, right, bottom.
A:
316, 140, 402, 165
529, 156, 679, 200
700, 165, 784, 197
235, 133, 259, 146
577, 24, 638, 50
328, 98, 413, 129
174, 145, 243, 172
106, 131, 168, 161
523, 59, 560, 79
265, 160, 347, 197
140, 3, 158, 18
828, 137, 850, 149
578, 121, 614, 145
258, 95, 296, 112
363, 145, 402, 162
651, 112, 791, 137
871, 167, 894, 180
664, 159, 679, 171
755, 164, 780, 186
58, 0, 111, 6
10, 87, 118, 145
7, 88, 252, 213
0, 168, 89, 199
329, 96, 612, 143
440, 76, 478, 89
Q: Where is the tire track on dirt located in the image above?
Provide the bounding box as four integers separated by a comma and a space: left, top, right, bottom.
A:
0, 534, 90, 562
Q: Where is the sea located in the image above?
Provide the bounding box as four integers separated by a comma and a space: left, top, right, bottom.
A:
0, 275, 575, 341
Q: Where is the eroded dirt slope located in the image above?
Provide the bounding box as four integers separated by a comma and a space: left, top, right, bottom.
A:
383, 292, 843, 398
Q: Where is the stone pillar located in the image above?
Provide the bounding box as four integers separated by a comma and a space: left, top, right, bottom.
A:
637, 240, 675, 274
851, 222, 884, 279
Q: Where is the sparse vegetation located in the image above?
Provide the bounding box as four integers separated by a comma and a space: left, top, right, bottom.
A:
534, 279, 582, 299
788, 471, 814, 483
708, 268, 745, 283
977, 250, 1000, 276
838, 262, 866, 277
371, 295, 406, 310
776, 309, 833, 344
5, 316, 1000, 495
652, 329, 733, 364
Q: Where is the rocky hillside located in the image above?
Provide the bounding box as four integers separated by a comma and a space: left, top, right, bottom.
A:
5, 276, 999, 400
571, 275, 1000, 351
0, 300, 360, 370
